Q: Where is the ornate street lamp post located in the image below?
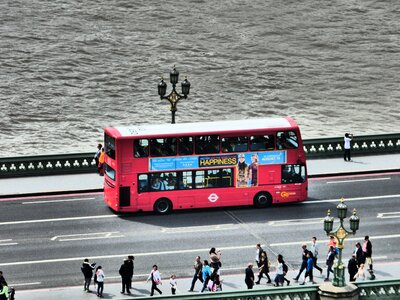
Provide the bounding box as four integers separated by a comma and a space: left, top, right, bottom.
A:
323, 198, 360, 287
157, 66, 191, 124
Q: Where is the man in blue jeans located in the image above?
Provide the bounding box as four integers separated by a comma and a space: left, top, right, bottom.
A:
188, 256, 203, 291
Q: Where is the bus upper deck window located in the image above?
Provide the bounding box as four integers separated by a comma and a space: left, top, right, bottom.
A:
250, 135, 274, 151
277, 131, 298, 149
134, 139, 149, 157
179, 136, 193, 155
195, 135, 220, 154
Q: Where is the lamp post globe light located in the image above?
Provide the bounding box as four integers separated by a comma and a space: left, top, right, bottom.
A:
323, 198, 360, 288
157, 65, 191, 124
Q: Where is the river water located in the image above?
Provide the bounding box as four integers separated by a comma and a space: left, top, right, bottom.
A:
1, 0, 399, 156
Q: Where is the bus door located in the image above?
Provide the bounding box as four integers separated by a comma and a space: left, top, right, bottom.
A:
277, 164, 307, 202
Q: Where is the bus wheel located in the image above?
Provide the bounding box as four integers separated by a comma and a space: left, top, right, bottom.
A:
154, 198, 172, 214
254, 192, 272, 208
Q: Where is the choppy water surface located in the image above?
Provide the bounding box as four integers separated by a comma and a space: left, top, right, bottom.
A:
1, 0, 399, 156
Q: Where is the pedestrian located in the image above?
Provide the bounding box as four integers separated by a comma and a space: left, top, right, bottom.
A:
362, 236, 375, 279
324, 246, 335, 281
300, 252, 316, 285
0, 280, 8, 300
354, 242, 365, 268
293, 244, 308, 282
169, 274, 177, 295
310, 237, 323, 275
273, 254, 285, 287
348, 254, 358, 282
147, 265, 162, 296
81, 258, 96, 292
327, 235, 337, 250
244, 263, 255, 289
188, 256, 203, 292
255, 251, 271, 284
95, 266, 105, 298
255, 243, 264, 268
94, 143, 102, 170
127, 255, 134, 289
344, 133, 353, 161
200, 260, 211, 293
119, 259, 131, 295
281, 256, 290, 286
98, 147, 105, 175
209, 247, 222, 271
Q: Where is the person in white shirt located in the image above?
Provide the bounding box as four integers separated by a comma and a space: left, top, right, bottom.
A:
147, 265, 162, 296
95, 266, 105, 297
344, 133, 353, 161
310, 237, 323, 275
169, 274, 177, 295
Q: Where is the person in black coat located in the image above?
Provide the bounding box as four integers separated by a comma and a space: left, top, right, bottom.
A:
255, 251, 271, 284
81, 259, 96, 292
245, 263, 255, 289
119, 259, 131, 294
348, 254, 358, 282
293, 245, 308, 281
355, 242, 365, 267
127, 255, 134, 289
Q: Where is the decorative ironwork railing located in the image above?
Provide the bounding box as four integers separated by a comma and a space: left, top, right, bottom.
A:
357, 279, 400, 299
0, 134, 399, 178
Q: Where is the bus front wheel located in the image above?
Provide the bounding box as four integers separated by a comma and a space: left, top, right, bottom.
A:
154, 198, 173, 214
254, 192, 272, 208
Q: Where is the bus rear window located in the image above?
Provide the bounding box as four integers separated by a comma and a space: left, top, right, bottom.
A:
277, 131, 298, 149
105, 134, 116, 159
105, 163, 116, 180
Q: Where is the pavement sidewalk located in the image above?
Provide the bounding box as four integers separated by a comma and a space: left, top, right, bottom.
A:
14, 261, 400, 300
1, 154, 399, 197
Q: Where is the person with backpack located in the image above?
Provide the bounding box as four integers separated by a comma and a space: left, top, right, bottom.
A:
273, 254, 285, 286
81, 258, 96, 292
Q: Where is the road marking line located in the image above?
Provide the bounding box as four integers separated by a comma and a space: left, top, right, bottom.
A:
10, 282, 41, 287
161, 224, 237, 233
51, 232, 123, 242
377, 212, 400, 219
326, 177, 391, 184
22, 197, 95, 204
270, 234, 400, 247
268, 218, 322, 226
304, 194, 400, 204
0, 239, 18, 246
0, 214, 118, 226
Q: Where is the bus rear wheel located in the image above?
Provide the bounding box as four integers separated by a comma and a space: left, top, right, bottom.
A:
254, 192, 272, 208
154, 198, 173, 214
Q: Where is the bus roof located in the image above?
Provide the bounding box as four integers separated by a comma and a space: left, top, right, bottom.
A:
107, 117, 298, 138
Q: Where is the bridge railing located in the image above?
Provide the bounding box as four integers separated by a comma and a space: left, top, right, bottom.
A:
110, 279, 400, 300
0, 134, 399, 178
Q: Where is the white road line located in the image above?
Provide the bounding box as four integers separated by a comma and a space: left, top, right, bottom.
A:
269, 234, 400, 247
304, 194, 400, 204
0, 214, 118, 226
377, 212, 400, 219
326, 177, 391, 184
161, 224, 237, 233
22, 197, 95, 204
11, 282, 41, 287
268, 218, 322, 226
51, 232, 124, 242
0, 239, 18, 246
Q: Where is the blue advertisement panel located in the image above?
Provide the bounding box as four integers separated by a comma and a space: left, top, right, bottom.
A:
258, 151, 286, 165
150, 158, 176, 171
175, 157, 199, 170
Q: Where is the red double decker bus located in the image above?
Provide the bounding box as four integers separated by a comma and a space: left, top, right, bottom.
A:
103, 118, 307, 214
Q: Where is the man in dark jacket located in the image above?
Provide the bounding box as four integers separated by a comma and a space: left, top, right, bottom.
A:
119, 259, 131, 294
127, 255, 134, 289
363, 236, 375, 279
348, 254, 358, 282
293, 245, 309, 282
245, 263, 255, 289
81, 258, 96, 292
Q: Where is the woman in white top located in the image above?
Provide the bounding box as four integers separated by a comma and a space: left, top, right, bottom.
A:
95, 266, 105, 298
273, 254, 285, 287
147, 265, 162, 296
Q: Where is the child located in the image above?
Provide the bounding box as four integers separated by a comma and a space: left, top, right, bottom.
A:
169, 274, 177, 295
354, 263, 366, 281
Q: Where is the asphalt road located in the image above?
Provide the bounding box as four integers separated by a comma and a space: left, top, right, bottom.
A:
1, 171, 400, 290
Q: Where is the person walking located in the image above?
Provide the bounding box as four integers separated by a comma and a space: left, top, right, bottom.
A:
255, 251, 271, 284
300, 252, 316, 285
188, 256, 203, 292
209, 247, 222, 271
293, 244, 308, 282
273, 254, 285, 287
362, 236, 375, 279
169, 274, 177, 295
324, 246, 335, 281
119, 259, 131, 295
255, 243, 263, 268
81, 258, 96, 292
127, 255, 134, 289
348, 254, 358, 282
344, 133, 353, 161
200, 260, 211, 293
354, 242, 365, 268
244, 263, 255, 289
95, 266, 105, 298
147, 265, 162, 296
0, 280, 8, 300
310, 237, 323, 275
94, 143, 102, 171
